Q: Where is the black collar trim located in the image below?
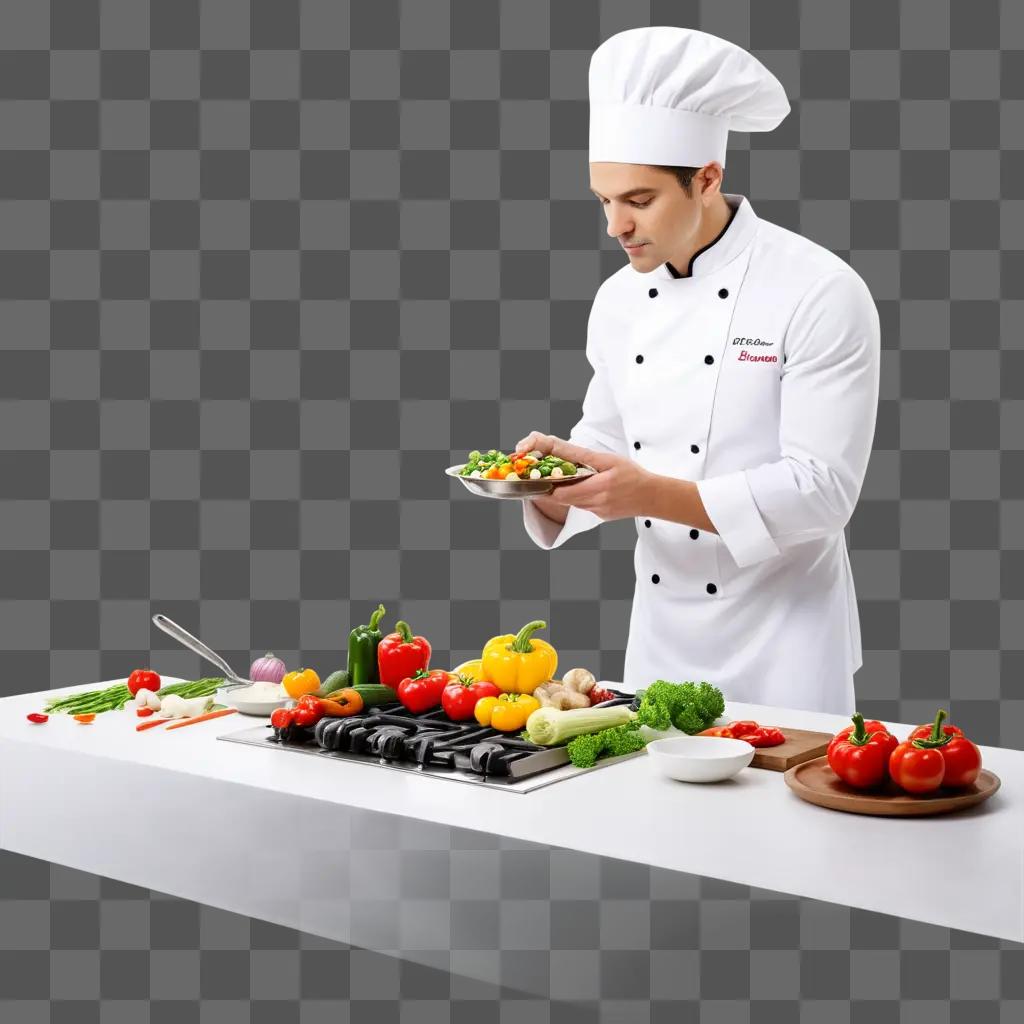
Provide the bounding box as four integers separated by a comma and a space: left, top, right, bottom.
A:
665, 202, 739, 279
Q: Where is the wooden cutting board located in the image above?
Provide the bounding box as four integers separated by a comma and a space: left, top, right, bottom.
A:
748, 728, 834, 771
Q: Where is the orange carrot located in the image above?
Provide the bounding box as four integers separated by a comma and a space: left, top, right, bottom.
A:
136, 716, 173, 732
164, 707, 238, 730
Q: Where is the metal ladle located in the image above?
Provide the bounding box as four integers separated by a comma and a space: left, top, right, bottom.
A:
151, 613, 257, 692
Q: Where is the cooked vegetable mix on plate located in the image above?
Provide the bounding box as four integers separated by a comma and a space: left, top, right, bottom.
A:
458, 449, 580, 480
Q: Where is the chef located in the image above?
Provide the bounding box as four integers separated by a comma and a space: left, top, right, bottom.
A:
517, 27, 880, 715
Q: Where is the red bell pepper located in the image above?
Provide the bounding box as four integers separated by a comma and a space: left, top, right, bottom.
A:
827, 716, 895, 757
889, 741, 945, 794
899, 709, 982, 789
377, 620, 432, 689
441, 675, 500, 721
827, 713, 898, 789
746, 726, 785, 748
697, 721, 785, 747
397, 669, 451, 714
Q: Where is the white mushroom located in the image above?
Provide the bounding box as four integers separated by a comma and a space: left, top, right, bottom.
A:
561, 668, 596, 694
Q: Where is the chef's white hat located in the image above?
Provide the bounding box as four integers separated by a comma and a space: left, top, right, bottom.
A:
589, 26, 790, 168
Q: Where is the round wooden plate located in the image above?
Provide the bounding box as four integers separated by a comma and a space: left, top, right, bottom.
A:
784, 756, 1001, 817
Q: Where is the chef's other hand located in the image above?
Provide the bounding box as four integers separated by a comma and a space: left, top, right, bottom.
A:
514, 431, 562, 457
515, 433, 654, 521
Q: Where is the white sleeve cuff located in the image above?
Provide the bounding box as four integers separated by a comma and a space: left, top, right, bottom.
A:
522, 500, 603, 551
697, 470, 781, 568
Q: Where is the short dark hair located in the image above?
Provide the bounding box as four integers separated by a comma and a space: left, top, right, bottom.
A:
654, 166, 700, 196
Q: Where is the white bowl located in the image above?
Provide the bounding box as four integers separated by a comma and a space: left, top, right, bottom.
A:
216, 684, 290, 717
645, 735, 755, 783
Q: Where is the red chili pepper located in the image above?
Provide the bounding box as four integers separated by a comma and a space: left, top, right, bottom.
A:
827, 713, 898, 789
136, 707, 154, 718
377, 620, 432, 689
26, 713, 48, 724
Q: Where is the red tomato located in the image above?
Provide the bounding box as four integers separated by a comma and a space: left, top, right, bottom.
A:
296, 694, 323, 714
397, 670, 453, 714
441, 676, 501, 720
127, 669, 161, 697
292, 707, 321, 729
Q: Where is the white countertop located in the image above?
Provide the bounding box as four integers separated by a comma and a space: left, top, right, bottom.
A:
1, 680, 1022, 943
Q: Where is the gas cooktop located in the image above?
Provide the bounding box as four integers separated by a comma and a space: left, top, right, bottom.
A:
219, 691, 640, 794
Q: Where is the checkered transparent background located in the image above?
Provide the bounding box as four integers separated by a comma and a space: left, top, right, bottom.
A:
1, 0, 1022, 1018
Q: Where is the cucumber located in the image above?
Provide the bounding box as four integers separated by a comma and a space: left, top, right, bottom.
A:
317, 669, 350, 697
351, 684, 400, 707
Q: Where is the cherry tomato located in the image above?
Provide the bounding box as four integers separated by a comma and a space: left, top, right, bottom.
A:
26, 713, 48, 724
270, 708, 295, 730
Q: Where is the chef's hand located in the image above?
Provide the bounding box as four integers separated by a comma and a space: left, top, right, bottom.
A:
513, 432, 654, 521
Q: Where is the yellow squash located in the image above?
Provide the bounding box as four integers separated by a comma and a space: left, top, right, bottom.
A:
481, 620, 557, 695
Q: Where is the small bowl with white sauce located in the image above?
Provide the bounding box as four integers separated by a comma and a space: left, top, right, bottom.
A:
216, 681, 290, 717
645, 735, 755, 783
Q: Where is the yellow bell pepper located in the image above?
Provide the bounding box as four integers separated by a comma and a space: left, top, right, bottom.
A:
474, 692, 541, 732
481, 620, 558, 694
452, 658, 488, 683
281, 667, 321, 700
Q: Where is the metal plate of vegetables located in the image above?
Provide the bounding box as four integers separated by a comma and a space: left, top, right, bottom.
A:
447, 449, 597, 499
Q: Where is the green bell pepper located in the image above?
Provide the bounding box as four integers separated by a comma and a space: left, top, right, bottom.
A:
347, 603, 386, 688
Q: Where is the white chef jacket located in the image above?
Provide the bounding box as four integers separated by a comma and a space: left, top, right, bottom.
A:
522, 193, 880, 715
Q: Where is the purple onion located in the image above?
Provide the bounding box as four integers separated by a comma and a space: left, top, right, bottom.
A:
250, 653, 286, 684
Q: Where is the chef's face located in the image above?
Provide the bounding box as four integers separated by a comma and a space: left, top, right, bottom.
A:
590, 162, 721, 272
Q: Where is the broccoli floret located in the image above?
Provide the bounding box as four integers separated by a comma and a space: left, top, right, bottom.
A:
566, 722, 647, 768
636, 680, 725, 735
